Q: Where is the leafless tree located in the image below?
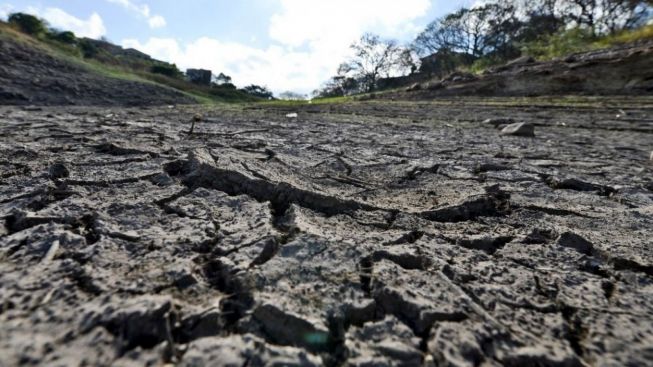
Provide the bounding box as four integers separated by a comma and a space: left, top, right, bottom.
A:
413, 15, 465, 56
563, 0, 651, 34
338, 33, 411, 92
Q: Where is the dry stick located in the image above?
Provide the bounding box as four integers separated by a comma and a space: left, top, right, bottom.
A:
188, 119, 196, 135
41, 240, 60, 263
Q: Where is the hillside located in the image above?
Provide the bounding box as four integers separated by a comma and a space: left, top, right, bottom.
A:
384, 40, 653, 99
0, 21, 258, 106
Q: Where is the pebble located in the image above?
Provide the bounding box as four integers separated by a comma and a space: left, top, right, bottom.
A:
48, 162, 70, 179
500, 122, 535, 137
483, 118, 515, 128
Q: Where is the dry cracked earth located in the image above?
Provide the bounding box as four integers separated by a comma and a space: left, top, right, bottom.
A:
1, 98, 653, 367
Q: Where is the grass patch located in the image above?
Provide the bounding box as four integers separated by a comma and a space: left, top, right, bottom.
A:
595, 24, 653, 46
258, 95, 354, 107
522, 25, 653, 61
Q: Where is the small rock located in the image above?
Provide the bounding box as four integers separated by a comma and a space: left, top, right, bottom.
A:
180, 309, 222, 340
502, 344, 582, 367
89, 295, 177, 350
557, 232, 594, 255
286, 113, 298, 119
426, 81, 444, 90
501, 122, 535, 137
564, 55, 577, 63
406, 83, 421, 92
253, 303, 330, 352
482, 118, 515, 128
149, 172, 174, 187
506, 55, 535, 66
174, 272, 198, 289
48, 162, 70, 179
523, 228, 556, 244
649, 151, 653, 161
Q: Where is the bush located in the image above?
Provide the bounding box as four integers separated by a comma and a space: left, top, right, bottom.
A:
49, 30, 77, 45
8, 12, 47, 36
150, 64, 183, 78
469, 56, 504, 74
211, 82, 237, 90
78, 39, 99, 58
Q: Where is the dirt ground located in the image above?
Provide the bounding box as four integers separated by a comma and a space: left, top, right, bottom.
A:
1, 98, 652, 366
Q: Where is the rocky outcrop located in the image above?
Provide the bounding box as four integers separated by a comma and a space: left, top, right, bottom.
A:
388, 41, 653, 98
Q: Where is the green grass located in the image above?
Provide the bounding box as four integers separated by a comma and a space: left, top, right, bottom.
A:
522, 24, 653, 61
258, 95, 354, 107
595, 24, 653, 47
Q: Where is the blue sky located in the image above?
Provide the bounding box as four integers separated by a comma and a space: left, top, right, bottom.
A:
1, 1, 474, 94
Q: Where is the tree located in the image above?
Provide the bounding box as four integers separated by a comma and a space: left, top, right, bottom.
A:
561, 0, 651, 35
314, 76, 360, 97
413, 15, 466, 56
515, 0, 566, 43
414, 6, 506, 59
150, 63, 183, 78
338, 33, 411, 92
78, 39, 99, 58
241, 85, 274, 99
8, 13, 47, 35
49, 30, 77, 45
593, 0, 651, 33
213, 72, 232, 85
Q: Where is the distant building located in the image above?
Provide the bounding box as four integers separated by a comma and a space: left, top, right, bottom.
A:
186, 69, 212, 86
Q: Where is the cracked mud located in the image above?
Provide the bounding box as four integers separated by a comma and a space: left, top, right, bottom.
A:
1, 99, 652, 366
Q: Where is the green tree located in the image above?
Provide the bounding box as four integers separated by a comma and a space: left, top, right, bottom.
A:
241, 85, 274, 99
8, 13, 47, 35
150, 64, 183, 78
49, 30, 77, 45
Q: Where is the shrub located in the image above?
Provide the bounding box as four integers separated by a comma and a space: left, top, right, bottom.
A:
78, 39, 99, 58
469, 56, 504, 74
49, 30, 77, 45
8, 12, 47, 36
150, 64, 183, 78
211, 82, 237, 90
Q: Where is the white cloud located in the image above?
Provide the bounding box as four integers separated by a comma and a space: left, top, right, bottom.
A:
107, 0, 150, 17
270, 0, 430, 49
0, 3, 13, 20
148, 15, 166, 28
123, 0, 430, 94
106, 0, 166, 29
19, 6, 106, 39
123, 37, 331, 93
